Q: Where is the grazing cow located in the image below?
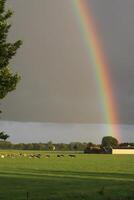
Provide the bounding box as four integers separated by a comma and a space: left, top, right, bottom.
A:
57, 154, 64, 157
35, 154, 41, 158
45, 155, 50, 158
29, 154, 41, 158
68, 154, 76, 158
57, 154, 64, 158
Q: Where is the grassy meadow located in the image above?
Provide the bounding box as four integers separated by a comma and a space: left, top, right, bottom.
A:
0, 151, 134, 199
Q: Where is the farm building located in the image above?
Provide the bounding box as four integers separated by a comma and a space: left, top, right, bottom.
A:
112, 149, 134, 154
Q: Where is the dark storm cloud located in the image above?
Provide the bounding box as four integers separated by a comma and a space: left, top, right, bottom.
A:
88, 0, 134, 124
1, 0, 134, 124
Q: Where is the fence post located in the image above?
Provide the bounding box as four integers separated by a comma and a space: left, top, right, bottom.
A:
26, 192, 29, 200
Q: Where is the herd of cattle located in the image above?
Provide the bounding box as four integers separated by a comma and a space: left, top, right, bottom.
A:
0, 153, 76, 159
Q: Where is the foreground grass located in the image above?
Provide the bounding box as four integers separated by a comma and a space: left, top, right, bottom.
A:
0, 152, 134, 199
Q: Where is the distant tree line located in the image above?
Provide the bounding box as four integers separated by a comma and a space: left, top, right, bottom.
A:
84, 136, 119, 154
0, 136, 133, 152
84, 136, 134, 154
0, 141, 87, 151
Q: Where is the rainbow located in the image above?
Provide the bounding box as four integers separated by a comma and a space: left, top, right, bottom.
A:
72, 0, 120, 140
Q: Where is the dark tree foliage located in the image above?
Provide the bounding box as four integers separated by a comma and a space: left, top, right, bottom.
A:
0, 0, 22, 139
0, 141, 88, 151
84, 142, 101, 154
0, 131, 9, 141
101, 136, 119, 150
0, 0, 22, 99
0, 67, 20, 98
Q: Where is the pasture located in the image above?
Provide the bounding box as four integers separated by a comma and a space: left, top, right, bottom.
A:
0, 151, 134, 200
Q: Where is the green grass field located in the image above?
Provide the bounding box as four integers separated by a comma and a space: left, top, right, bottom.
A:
0, 151, 134, 200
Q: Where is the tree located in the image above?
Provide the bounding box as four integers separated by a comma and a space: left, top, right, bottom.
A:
0, 131, 9, 141
101, 136, 118, 152
84, 142, 101, 154
0, 0, 22, 101
57, 143, 68, 151
0, 0, 22, 140
47, 141, 55, 151
86, 142, 96, 149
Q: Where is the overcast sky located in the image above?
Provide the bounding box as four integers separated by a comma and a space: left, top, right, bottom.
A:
1, 0, 134, 143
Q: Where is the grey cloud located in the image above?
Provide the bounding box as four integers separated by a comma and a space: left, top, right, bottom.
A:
0, 0, 134, 124
0, 121, 133, 143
